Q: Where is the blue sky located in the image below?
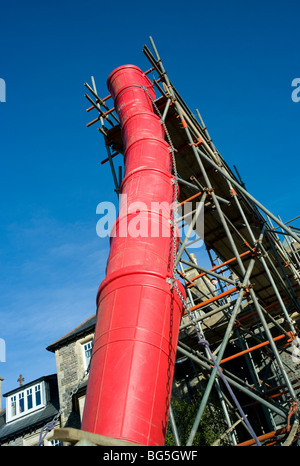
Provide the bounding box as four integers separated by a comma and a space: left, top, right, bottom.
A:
0, 0, 300, 406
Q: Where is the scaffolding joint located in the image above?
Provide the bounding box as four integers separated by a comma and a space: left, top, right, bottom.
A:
236, 280, 253, 298
229, 187, 237, 197
180, 118, 188, 129
162, 81, 173, 98
203, 186, 215, 201
189, 137, 203, 147
251, 244, 262, 258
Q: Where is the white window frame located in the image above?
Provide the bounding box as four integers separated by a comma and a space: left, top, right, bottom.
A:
48, 439, 62, 446
6, 381, 46, 422
27, 387, 33, 410
82, 339, 93, 370
18, 391, 25, 414
10, 395, 17, 418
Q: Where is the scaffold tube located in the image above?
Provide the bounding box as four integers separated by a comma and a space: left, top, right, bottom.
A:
81, 65, 185, 446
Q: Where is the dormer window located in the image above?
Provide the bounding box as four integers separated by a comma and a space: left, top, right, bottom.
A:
82, 340, 93, 370
6, 381, 46, 423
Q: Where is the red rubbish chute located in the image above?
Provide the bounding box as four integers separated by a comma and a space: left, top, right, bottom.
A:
81, 65, 186, 446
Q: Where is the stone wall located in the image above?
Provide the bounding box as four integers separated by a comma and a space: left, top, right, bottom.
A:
54, 332, 94, 428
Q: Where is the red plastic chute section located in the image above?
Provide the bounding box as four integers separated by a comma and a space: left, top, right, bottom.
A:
81, 65, 185, 446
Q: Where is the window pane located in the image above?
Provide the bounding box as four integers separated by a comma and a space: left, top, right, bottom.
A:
19, 393, 24, 413
84, 341, 93, 367
11, 396, 16, 417
35, 385, 41, 406
27, 388, 33, 410
50, 439, 62, 446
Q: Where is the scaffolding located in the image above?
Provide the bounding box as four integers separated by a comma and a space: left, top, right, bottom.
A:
84, 37, 300, 446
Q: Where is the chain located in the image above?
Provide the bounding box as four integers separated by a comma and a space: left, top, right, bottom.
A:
142, 85, 207, 343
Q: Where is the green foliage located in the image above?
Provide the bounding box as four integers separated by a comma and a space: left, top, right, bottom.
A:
165, 390, 230, 446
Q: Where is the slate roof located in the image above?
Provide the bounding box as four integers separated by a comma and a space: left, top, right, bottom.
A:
46, 314, 96, 353
0, 374, 59, 445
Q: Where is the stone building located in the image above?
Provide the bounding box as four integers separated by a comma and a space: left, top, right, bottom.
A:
46, 314, 96, 429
